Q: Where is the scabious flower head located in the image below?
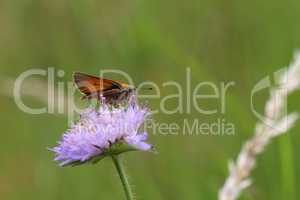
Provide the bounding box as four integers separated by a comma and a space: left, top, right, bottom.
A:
51, 100, 152, 166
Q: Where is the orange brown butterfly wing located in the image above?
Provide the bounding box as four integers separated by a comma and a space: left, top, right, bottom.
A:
73, 72, 122, 97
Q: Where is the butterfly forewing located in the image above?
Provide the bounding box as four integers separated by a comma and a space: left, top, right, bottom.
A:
73, 72, 123, 96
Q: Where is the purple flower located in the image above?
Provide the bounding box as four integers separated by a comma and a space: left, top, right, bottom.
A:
51, 103, 152, 166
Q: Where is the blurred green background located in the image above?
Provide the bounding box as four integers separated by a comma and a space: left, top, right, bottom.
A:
1, 0, 300, 200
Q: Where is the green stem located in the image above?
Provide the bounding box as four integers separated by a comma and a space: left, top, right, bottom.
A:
111, 155, 134, 200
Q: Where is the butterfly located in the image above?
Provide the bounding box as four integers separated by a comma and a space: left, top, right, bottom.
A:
73, 72, 135, 104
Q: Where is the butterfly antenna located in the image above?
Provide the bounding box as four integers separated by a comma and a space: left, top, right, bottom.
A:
141, 87, 153, 90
